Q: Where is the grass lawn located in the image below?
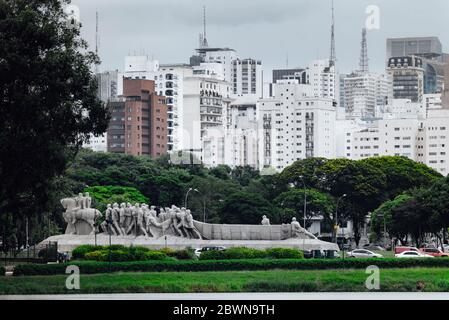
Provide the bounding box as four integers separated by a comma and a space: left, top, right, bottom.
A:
1, 268, 449, 294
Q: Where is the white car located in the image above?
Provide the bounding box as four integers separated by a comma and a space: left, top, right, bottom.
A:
347, 249, 383, 258
395, 251, 434, 258
194, 246, 226, 258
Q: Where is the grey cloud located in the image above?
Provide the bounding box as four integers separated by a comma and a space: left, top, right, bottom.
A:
70, 0, 449, 76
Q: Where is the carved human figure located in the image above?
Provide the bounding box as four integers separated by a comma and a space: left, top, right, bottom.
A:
149, 205, 158, 218
123, 203, 133, 235
168, 208, 182, 237
291, 217, 317, 239
136, 204, 148, 237
75, 193, 84, 210
84, 192, 92, 209
100, 204, 116, 235
111, 203, 122, 236
125, 203, 139, 235
175, 207, 189, 238
119, 203, 127, 235
183, 209, 202, 239
261, 215, 271, 226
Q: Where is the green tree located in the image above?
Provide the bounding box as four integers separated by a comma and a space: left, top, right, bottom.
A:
84, 186, 149, 213
275, 189, 336, 229
360, 156, 442, 199
318, 159, 388, 246
231, 166, 260, 186
0, 0, 109, 229
219, 192, 276, 225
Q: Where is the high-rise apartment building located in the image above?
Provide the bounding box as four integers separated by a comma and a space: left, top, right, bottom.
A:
156, 64, 194, 152
387, 56, 425, 103
307, 59, 338, 105
343, 72, 391, 118
107, 79, 168, 158
181, 64, 233, 160
193, 47, 238, 83
337, 102, 449, 176
231, 58, 263, 99
258, 79, 336, 171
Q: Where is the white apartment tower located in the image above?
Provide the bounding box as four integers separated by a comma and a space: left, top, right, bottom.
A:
258, 80, 336, 171
307, 59, 338, 105
156, 64, 194, 152
344, 73, 391, 118
182, 64, 233, 160
231, 58, 263, 99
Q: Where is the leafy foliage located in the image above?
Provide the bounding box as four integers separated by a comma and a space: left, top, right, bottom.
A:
84, 185, 148, 213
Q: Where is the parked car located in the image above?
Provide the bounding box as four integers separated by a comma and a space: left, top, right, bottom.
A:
395, 251, 434, 258
194, 246, 226, 258
394, 246, 419, 254
347, 249, 383, 258
419, 247, 449, 257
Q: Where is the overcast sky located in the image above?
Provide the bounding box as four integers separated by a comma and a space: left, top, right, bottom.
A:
70, 0, 449, 78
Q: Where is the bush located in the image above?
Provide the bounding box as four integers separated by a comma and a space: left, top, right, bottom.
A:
199, 247, 302, 260
72, 245, 104, 260
144, 251, 168, 261
0, 266, 5, 276
265, 248, 304, 259
14, 258, 449, 277
84, 250, 108, 261
72, 245, 195, 262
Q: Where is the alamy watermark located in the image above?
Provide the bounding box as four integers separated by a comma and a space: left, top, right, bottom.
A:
365, 5, 380, 30
65, 265, 80, 290
365, 265, 380, 290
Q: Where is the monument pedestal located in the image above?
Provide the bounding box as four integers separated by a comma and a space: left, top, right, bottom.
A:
40, 234, 340, 254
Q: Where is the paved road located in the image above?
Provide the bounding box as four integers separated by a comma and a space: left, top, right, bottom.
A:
2, 292, 449, 300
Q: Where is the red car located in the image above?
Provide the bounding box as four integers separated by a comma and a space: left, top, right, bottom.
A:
419, 247, 449, 257
394, 246, 419, 255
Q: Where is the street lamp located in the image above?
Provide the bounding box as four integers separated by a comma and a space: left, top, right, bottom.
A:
377, 214, 387, 249
298, 175, 307, 253
334, 194, 347, 244
184, 188, 199, 208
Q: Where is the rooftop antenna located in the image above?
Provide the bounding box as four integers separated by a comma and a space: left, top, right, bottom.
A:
329, 0, 336, 67
202, 5, 209, 48
359, 28, 369, 74
95, 11, 100, 73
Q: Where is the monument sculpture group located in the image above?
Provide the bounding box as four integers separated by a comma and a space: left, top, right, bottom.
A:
48, 194, 339, 252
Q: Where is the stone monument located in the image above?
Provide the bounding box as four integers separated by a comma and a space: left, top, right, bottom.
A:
42, 195, 339, 253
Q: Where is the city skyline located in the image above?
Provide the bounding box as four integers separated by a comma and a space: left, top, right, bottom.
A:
71, 0, 449, 78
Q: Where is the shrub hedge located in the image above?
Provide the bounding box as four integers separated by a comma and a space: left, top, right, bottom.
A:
199, 247, 303, 260
13, 258, 449, 276
0, 266, 5, 276
71, 245, 192, 262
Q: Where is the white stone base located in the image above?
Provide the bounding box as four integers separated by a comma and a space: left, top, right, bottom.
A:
40, 234, 340, 253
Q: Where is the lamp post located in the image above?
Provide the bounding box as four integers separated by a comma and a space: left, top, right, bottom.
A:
334, 194, 347, 244
377, 214, 387, 249
185, 188, 199, 208
202, 197, 207, 223
298, 175, 307, 253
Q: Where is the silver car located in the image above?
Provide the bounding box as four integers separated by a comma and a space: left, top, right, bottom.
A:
347, 249, 383, 258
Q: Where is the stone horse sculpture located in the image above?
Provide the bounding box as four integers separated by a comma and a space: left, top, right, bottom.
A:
61, 198, 102, 235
